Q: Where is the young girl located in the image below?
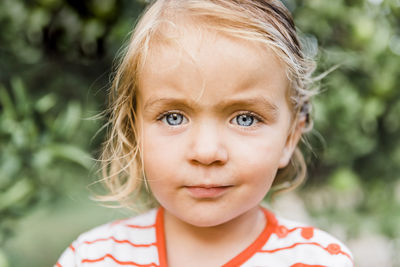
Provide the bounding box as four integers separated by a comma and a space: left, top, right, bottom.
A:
56, 0, 353, 266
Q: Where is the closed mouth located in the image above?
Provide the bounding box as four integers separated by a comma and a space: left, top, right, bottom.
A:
184, 185, 233, 198
185, 184, 233, 189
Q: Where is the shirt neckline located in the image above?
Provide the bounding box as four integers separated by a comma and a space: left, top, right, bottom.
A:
155, 206, 277, 267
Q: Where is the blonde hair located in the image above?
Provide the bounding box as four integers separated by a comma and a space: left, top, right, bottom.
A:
96, 0, 317, 209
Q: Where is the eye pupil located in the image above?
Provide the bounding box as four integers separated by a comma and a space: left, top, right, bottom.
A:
236, 114, 254, 126
166, 113, 183, 125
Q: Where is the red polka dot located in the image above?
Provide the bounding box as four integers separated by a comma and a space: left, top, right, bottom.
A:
327, 243, 341, 255
301, 227, 314, 239
276, 225, 289, 238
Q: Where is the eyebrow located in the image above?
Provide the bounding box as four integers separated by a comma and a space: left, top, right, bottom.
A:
144, 97, 196, 112
143, 96, 279, 118
217, 97, 279, 115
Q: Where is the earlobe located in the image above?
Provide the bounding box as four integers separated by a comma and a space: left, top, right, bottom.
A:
278, 118, 305, 168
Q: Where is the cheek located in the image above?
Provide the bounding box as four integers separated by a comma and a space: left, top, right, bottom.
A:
141, 129, 192, 210
229, 133, 287, 184
229, 131, 287, 166
141, 131, 175, 202
141, 127, 183, 180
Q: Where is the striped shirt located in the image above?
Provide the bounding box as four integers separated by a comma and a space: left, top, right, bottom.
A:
55, 207, 354, 267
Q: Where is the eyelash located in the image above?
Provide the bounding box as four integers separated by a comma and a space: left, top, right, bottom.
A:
231, 111, 264, 127
156, 110, 183, 120
156, 110, 264, 127
156, 110, 188, 126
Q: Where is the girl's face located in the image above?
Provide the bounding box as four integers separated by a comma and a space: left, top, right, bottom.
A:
137, 27, 302, 227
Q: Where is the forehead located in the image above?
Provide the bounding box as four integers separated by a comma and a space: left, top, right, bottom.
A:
137, 21, 289, 103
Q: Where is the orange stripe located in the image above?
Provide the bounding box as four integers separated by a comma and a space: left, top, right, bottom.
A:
155, 208, 168, 267
222, 207, 277, 267
291, 264, 326, 267
110, 219, 128, 227
69, 244, 75, 252
110, 217, 155, 229
288, 227, 302, 233
338, 251, 353, 262
81, 254, 158, 266
55, 262, 62, 267
260, 242, 353, 262
124, 224, 156, 229
83, 236, 156, 248
261, 241, 325, 253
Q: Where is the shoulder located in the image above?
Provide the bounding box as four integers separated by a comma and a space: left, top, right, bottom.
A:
55, 208, 160, 267
247, 209, 354, 267
75, 208, 158, 245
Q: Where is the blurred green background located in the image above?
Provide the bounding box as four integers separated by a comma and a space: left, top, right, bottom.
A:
0, 0, 399, 266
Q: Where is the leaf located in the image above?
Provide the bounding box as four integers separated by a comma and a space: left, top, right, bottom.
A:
11, 77, 30, 116
34, 93, 57, 113
31, 148, 53, 170
44, 144, 93, 169
0, 178, 34, 212
53, 101, 82, 138
0, 150, 22, 189
0, 85, 16, 120
329, 168, 360, 192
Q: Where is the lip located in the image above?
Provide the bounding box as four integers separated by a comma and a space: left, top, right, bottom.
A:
184, 185, 233, 199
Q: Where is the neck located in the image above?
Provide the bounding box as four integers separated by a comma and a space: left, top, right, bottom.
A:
164, 206, 265, 248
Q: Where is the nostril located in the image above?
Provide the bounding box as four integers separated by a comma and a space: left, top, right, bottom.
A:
187, 124, 228, 165
189, 145, 228, 166
191, 157, 227, 167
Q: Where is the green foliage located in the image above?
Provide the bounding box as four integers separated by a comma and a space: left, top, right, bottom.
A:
0, 78, 94, 245
291, 0, 400, 249
0, 0, 399, 265
0, 1, 144, 261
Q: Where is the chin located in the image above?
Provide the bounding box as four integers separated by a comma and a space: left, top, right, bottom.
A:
185, 217, 230, 228
177, 209, 237, 228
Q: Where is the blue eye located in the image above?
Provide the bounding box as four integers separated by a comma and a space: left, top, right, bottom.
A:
236, 114, 254, 126
232, 113, 261, 127
161, 112, 187, 126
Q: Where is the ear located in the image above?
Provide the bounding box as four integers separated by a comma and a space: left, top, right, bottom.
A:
278, 117, 306, 168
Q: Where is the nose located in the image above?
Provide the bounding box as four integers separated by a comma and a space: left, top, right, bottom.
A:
187, 121, 228, 166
